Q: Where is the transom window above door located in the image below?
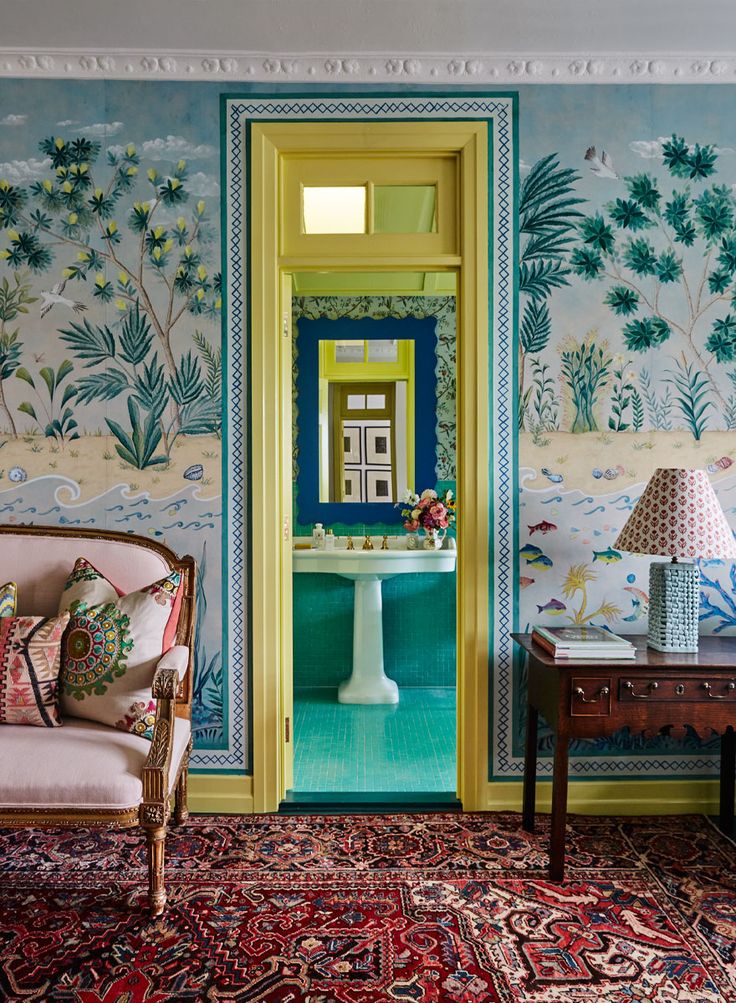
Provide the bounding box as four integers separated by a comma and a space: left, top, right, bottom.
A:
282, 153, 457, 258
302, 184, 438, 235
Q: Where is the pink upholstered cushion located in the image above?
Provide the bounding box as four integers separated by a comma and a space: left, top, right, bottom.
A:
0, 532, 174, 618
58, 558, 182, 737
0, 715, 191, 810
0, 613, 70, 727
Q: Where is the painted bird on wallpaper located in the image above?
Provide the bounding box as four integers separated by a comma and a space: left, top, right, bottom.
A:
584, 146, 618, 179
39, 280, 87, 319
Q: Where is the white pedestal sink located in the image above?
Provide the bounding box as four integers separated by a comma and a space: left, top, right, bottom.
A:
293, 537, 457, 704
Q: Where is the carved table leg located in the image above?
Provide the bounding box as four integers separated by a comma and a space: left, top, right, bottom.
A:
145, 825, 167, 917
174, 764, 190, 826
549, 728, 570, 882
720, 725, 735, 837
523, 701, 539, 833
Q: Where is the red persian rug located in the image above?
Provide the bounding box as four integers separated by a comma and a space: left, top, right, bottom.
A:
1, 812, 734, 1002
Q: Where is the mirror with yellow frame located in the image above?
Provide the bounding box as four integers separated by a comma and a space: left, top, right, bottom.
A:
319, 338, 414, 504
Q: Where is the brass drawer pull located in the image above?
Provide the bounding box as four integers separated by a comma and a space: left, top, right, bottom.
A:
702, 681, 736, 700
624, 680, 658, 699
574, 685, 609, 704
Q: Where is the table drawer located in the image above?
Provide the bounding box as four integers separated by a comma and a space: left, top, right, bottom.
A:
571, 677, 611, 716
618, 676, 736, 702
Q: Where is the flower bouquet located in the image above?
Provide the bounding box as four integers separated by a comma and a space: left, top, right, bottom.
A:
398, 488, 456, 550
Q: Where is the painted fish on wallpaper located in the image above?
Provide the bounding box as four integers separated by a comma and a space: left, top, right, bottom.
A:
519, 576, 535, 589
537, 598, 566, 614
592, 547, 622, 564
622, 586, 648, 622
540, 467, 564, 484
707, 457, 733, 474
528, 520, 557, 535
624, 586, 649, 605
527, 554, 553, 570
519, 543, 543, 560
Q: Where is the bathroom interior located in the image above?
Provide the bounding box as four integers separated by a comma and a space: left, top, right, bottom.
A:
290, 259, 458, 805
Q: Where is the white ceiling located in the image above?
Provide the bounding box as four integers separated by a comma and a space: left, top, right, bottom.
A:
3, 0, 735, 55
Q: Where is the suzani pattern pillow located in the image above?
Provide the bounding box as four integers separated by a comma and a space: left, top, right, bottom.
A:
0, 612, 70, 727
0, 582, 17, 618
58, 558, 182, 739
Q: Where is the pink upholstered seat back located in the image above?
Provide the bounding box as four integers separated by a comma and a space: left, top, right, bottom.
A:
0, 530, 174, 616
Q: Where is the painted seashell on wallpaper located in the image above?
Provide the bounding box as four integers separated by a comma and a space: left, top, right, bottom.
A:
183, 464, 204, 481
706, 456, 733, 474
8, 467, 27, 483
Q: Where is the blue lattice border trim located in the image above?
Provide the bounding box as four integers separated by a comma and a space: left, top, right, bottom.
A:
220, 92, 517, 777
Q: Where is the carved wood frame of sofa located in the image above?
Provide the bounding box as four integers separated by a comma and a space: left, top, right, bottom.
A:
0, 525, 196, 916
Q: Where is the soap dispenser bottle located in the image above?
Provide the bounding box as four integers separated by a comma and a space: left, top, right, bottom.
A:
312, 523, 325, 549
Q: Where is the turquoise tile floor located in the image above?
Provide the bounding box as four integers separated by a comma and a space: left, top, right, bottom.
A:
292, 687, 456, 793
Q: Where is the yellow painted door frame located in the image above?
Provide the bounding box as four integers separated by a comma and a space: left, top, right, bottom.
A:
250, 121, 489, 812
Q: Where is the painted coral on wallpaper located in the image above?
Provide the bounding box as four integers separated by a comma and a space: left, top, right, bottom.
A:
0, 83, 225, 755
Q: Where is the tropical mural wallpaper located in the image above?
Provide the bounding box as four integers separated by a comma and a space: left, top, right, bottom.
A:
1, 78, 736, 776
0, 80, 225, 763
517, 86, 736, 763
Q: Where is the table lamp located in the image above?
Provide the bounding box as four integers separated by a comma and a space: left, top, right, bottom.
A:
614, 468, 736, 652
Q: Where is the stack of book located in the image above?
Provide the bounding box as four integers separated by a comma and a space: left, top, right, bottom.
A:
531, 624, 636, 659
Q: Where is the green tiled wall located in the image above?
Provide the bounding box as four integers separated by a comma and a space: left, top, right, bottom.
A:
292, 569, 456, 688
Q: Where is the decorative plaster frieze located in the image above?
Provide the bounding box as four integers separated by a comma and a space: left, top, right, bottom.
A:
0, 49, 734, 83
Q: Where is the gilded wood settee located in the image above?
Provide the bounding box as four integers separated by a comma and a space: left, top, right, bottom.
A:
0, 525, 195, 916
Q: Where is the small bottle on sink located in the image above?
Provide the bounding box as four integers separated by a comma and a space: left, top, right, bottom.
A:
312, 523, 325, 549
324, 528, 335, 550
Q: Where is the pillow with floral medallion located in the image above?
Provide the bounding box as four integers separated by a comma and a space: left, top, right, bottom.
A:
0, 582, 17, 617
58, 557, 183, 739
0, 612, 70, 726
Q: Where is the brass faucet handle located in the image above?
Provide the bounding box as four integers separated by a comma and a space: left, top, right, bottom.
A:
362, 535, 373, 550
381, 535, 389, 550
346, 536, 354, 550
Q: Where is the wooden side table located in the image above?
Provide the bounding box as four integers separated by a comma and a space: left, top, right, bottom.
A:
512, 633, 736, 880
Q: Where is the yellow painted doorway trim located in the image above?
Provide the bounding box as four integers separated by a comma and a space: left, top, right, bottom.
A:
249, 120, 489, 812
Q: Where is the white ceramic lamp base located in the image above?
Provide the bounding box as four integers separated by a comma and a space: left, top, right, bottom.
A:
647, 560, 700, 653
337, 578, 399, 704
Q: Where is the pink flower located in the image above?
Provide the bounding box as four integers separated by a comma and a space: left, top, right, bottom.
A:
404, 519, 419, 531
430, 503, 446, 521
418, 496, 432, 509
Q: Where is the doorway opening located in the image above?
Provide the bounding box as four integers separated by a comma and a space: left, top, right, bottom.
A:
289, 271, 458, 805
246, 112, 494, 813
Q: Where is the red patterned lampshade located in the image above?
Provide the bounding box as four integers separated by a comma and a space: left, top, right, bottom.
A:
614, 468, 736, 559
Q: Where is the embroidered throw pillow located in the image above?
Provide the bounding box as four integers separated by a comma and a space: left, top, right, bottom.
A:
0, 582, 17, 617
58, 558, 182, 738
0, 612, 70, 726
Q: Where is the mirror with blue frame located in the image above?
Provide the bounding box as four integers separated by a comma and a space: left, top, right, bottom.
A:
295, 315, 438, 524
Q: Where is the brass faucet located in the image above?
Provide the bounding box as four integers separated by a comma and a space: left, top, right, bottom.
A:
381, 535, 389, 550
362, 535, 374, 550
346, 536, 354, 550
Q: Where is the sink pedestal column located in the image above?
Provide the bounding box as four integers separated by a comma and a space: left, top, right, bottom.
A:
338, 577, 399, 704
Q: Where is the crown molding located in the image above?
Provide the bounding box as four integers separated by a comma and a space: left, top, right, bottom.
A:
0, 49, 735, 84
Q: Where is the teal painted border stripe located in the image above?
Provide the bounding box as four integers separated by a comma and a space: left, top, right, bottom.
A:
223, 92, 517, 779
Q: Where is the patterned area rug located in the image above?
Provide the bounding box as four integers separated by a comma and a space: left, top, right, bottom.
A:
1, 813, 735, 1002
